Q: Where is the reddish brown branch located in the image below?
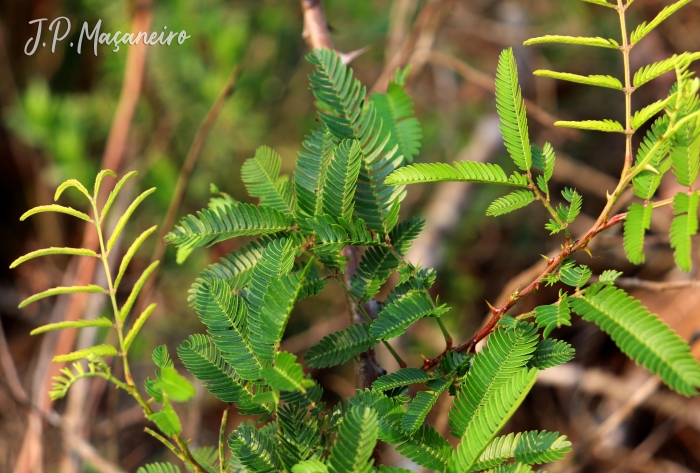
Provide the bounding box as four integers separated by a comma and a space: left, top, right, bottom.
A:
423, 211, 628, 370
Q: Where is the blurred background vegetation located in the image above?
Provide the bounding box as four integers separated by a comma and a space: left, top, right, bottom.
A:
1, 0, 700, 472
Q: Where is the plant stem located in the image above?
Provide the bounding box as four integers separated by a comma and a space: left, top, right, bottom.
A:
92, 200, 206, 473
334, 275, 407, 368
219, 409, 229, 473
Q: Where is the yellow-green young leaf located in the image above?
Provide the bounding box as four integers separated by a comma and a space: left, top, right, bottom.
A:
19, 284, 105, 309
20, 205, 92, 223
123, 303, 157, 351
107, 187, 156, 251
53, 344, 118, 362
580, 0, 615, 8
630, 0, 693, 45
31, 317, 113, 335
114, 225, 158, 289
555, 119, 624, 133
632, 97, 673, 130
524, 35, 618, 49
93, 169, 117, 199
10, 247, 98, 269
148, 396, 182, 436
670, 191, 700, 272
119, 260, 160, 323
634, 53, 700, 88
55, 178, 92, 201
533, 70, 622, 90
154, 366, 196, 402
175, 246, 194, 265
101, 170, 138, 219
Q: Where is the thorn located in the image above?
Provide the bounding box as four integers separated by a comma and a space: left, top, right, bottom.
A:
339, 45, 371, 65
419, 353, 428, 361
581, 245, 593, 258
540, 254, 550, 261
486, 300, 498, 315
606, 191, 613, 200
643, 163, 660, 174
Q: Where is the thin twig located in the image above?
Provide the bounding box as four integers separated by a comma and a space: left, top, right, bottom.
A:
592, 277, 700, 292
372, 0, 454, 92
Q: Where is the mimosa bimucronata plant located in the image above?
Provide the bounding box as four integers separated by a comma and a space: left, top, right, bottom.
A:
13, 1, 700, 472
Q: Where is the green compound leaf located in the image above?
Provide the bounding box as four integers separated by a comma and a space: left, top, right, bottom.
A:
372, 367, 432, 392
370, 291, 448, 340
241, 145, 295, 217
556, 187, 582, 223
328, 406, 378, 473
401, 378, 450, 435
527, 339, 576, 370
261, 351, 313, 393
19, 284, 105, 309
350, 217, 424, 301
307, 47, 405, 234
534, 296, 571, 338
52, 344, 118, 363
571, 285, 700, 396
495, 48, 532, 172
531, 142, 556, 189
534, 70, 622, 90
670, 191, 700, 272
555, 119, 624, 133
321, 139, 362, 222
136, 462, 181, 473
177, 335, 261, 409
10, 247, 98, 269
559, 262, 592, 288
395, 424, 452, 471
524, 35, 618, 48
385, 161, 528, 187
370, 75, 423, 164
20, 204, 92, 223
630, 0, 693, 45
305, 323, 376, 369
228, 422, 280, 473
447, 368, 538, 473
294, 126, 337, 220
449, 323, 539, 439
30, 317, 112, 335
165, 202, 293, 250
486, 190, 535, 217
472, 430, 572, 471
153, 366, 196, 402
623, 202, 653, 265
292, 460, 329, 473
632, 116, 672, 200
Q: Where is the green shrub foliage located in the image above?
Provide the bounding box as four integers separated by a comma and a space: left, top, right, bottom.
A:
13, 1, 700, 472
